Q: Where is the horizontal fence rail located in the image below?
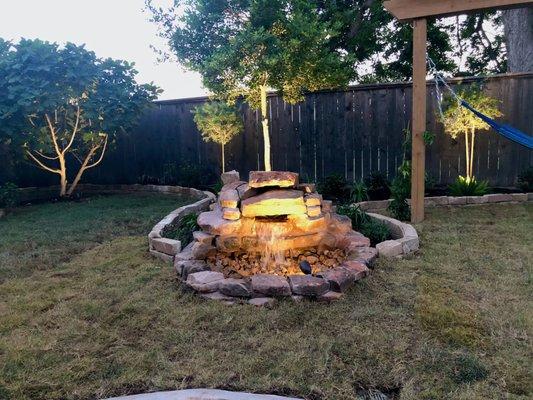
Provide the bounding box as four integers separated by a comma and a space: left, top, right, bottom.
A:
4, 73, 532, 188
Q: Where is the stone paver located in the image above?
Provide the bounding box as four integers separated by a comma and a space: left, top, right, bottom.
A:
105, 388, 302, 400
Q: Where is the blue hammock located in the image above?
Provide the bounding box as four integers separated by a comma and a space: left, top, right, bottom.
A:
461, 101, 533, 149
428, 57, 533, 149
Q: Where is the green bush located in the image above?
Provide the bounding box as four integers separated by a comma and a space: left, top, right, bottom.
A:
317, 174, 350, 202
337, 204, 391, 246
517, 167, 533, 192
164, 213, 199, 246
0, 182, 18, 208
365, 171, 391, 200
449, 176, 489, 196
388, 161, 411, 221
350, 180, 369, 203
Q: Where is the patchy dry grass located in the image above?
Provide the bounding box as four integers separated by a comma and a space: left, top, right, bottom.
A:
0, 200, 531, 400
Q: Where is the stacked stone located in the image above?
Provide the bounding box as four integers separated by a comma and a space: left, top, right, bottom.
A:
173, 169, 380, 305
217, 170, 328, 221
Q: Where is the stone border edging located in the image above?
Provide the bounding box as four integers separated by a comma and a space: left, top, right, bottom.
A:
10, 183, 211, 205
366, 213, 419, 258
105, 388, 303, 400
148, 190, 216, 263
356, 192, 533, 212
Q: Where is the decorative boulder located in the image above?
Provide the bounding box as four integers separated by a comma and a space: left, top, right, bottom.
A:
221, 170, 240, 185
249, 171, 299, 188
241, 190, 306, 217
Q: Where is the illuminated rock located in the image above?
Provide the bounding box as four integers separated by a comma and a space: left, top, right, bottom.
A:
219, 189, 239, 208
297, 183, 316, 193
306, 205, 322, 218
322, 200, 333, 213
304, 193, 322, 206
197, 209, 242, 236
192, 231, 214, 245
248, 171, 299, 188
241, 190, 306, 217
222, 207, 241, 220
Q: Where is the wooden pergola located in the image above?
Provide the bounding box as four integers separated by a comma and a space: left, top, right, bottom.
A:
383, 0, 533, 223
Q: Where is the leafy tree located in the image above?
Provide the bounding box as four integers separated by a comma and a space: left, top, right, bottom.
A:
193, 102, 243, 173
0, 39, 160, 196
147, 0, 353, 171
441, 86, 502, 179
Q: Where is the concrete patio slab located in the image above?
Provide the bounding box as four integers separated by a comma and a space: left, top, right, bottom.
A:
105, 389, 303, 400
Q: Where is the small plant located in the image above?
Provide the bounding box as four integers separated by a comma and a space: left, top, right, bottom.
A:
517, 166, 533, 192
165, 213, 199, 246
388, 161, 411, 221
449, 176, 489, 196
0, 182, 18, 208
337, 204, 391, 246
317, 174, 350, 202
350, 180, 369, 203
365, 171, 391, 200
193, 101, 243, 173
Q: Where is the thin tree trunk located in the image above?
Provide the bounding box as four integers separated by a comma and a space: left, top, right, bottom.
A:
260, 84, 272, 171
464, 130, 470, 179
221, 143, 225, 173
67, 147, 97, 196
502, 8, 533, 72
470, 129, 476, 179
59, 155, 67, 197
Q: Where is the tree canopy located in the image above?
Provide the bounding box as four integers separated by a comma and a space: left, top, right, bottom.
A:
0, 38, 160, 194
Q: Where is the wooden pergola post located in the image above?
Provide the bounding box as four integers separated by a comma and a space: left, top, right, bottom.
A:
383, 0, 533, 223
411, 18, 427, 223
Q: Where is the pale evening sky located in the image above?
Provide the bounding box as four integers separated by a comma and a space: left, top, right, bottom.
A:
0, 0, 209, 100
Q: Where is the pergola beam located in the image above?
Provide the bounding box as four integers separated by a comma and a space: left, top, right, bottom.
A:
384, 0, 533, 21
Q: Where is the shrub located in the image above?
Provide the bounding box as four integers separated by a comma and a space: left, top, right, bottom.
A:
317, 174, 350, 202
350, 180, 369, 203
165, 213, 199, 246
337, 204, 391, 246
388, 161, 411, 221
365, 171, 391, 200
517, 166, 533, 192
449, 176, 489, 196
0, 182, 18, 208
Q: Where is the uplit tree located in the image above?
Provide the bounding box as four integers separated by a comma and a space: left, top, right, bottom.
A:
442, 87, 502, 179
193, 102, 243, 173
147, 0, 352, 171
0, 39, 160, 196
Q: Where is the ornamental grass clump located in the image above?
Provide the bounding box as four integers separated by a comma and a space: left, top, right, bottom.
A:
449, 176, 489, 196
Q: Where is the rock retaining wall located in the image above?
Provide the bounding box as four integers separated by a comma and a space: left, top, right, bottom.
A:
357, 193, 533, 212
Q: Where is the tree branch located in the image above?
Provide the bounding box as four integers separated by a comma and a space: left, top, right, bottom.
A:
84, 135, 108, 170
45, 113, 63, 156
63, 105, 80, 154
34, 150, 60, 160
26, 150, 61, 174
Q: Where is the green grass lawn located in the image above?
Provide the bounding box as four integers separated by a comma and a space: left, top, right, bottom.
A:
0, 197, 531, 400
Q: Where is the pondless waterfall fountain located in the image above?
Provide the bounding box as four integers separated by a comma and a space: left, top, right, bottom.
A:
174, 171, 378, 304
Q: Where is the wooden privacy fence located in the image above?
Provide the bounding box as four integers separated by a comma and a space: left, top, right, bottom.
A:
11, 73, 532, 188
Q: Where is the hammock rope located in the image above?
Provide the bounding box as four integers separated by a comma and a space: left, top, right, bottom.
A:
427, 57, 533, 149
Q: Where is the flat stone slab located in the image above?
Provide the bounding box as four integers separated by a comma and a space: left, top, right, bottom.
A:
186, 271, 224, 293
251, 274, 291, 297
376, 240, 403, 258
304, 193, 322, 206
222, 207, 241, 220
151, 238, 181, 255
249, 171, 299, 188
236, 183, 259, 200
288, 275, 329, 296
349, 246, 378, 266
297, 183, 316, 193
105, 388, 302, 400
241, 190, 306, 217
341, 261, 369, 280
319, 267, 354, 292
306, 205, 321, 218
219, 278, 252, 297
